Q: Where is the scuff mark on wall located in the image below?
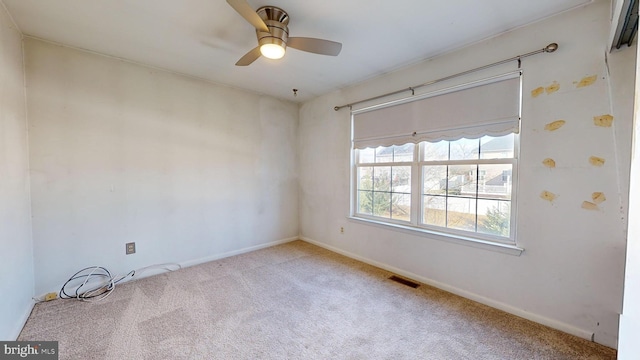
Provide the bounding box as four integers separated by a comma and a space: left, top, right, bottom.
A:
542, 158, 556, 168
581, 201, 599, 211
593, 114, 614, 127
544, 120, 566, 131
545, 81, 560, 94
592, 192, 606, 204
540, 190, 557, 202
589, 156, 606, 167
575, 75, 598, 88
531, 87, 544, 98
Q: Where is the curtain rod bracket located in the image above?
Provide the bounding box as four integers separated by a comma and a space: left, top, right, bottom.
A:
334, 42, 558, 111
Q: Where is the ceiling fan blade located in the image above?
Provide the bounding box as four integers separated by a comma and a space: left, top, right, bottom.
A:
287, 37, 342, 56
235, 46, 261, 66
226, 0, 269, 33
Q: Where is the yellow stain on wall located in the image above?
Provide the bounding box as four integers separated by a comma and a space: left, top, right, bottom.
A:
542, 158, 556, 168
576, 75, 597, 88
544, 120, 566, 131
592, 192, 606, 204
589, 156, 606, 167
593, 114, 614, 127
540, 191, 557, 202
545, 81, 560, 94
581, 201, 599, 211
531, 87, 544, 98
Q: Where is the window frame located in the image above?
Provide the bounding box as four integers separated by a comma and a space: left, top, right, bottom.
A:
352, 145, 420, 227
416, 136, 519, 244
352, 137, 519, 246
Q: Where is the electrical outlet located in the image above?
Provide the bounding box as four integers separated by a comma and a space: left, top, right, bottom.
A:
44, 292, 57, 301
126, 242, 136, 255
340, 227, 344, 234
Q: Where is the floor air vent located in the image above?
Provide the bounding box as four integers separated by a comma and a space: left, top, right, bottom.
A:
389, 275, 420, 288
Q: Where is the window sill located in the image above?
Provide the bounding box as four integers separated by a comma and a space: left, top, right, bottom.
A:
347, 216, 524, 256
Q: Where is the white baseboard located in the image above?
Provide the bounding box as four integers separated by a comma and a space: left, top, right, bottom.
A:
9, 300, 35, 340
135, 237, 300, 281
179, 236, 299, 269
34, 236, 300, 301
300, 236, 594, 343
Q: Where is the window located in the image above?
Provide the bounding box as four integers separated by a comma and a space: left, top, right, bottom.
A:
354, 134, 516, 242
421, 134, 515, 239
356, 144, 414, 221
351, 73, 521, 245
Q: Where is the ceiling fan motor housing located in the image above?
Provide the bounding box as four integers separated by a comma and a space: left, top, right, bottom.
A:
256, 6, 289, 50
227, 0, 342, 65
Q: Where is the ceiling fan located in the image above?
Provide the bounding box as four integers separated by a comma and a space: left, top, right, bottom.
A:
226, 0, 342, 66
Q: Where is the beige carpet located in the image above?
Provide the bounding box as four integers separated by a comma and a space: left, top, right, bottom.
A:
19, 240, 616, 359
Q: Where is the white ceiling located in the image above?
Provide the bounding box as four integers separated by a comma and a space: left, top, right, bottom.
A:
2, 0, 592, 102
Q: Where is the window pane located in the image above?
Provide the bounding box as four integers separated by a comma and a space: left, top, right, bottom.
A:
422, 165, 447, 195
449, 138, 480, 160
447, 165, 477, 198
478, 164, 512, 200
447, 197, 476, 231
391, 193, 411, 221
357, 167, 373, 191
358, 148, 375, 164
423, 140, 449, 161
480, 134, 515, 159
375, 146, 394, 163
478, 200, 511, 237
423, 195, 446, 227
373, 167, 391, 191
393, 143, 415, 162
358, 190, 373, 215
391, 166, 411, 192
373, 192, 391, 218
391, 166, 411, 221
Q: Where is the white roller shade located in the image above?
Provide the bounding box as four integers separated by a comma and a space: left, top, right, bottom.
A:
352, 73, 521, 149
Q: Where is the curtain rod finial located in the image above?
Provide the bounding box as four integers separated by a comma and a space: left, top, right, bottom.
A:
334, 106, 340, 111
544, 43, 558, 53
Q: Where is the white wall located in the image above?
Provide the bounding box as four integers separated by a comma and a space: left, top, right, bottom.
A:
618, 36, 640, 359
24, 38, 299, 296
0, 2, 34, 340
299, 1, 634, 348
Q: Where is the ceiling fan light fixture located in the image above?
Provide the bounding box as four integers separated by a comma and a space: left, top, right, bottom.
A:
260, 43, 286, 59
227, 1, 342, 66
